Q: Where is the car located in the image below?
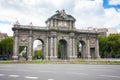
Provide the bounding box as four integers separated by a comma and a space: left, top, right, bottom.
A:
0, 56, 8, 60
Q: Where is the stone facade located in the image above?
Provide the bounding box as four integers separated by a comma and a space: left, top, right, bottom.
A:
0, 32, 8, 41
12, 10, 100, 62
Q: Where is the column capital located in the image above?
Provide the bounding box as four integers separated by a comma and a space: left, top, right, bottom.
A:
14, 30, 19, 37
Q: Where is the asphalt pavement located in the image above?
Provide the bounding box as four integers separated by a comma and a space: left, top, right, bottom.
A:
0, 64, 120, 80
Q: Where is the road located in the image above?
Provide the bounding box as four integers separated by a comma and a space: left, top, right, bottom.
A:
0, 64, 120, 80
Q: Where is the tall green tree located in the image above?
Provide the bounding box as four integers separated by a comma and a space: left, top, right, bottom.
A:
0, 37, 13, 59
99, 34, 120, 58
108, 34, 120, 58
99, 36, 109, 58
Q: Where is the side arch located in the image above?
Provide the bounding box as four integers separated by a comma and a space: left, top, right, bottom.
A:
76, 39, 87, 58
58, 39, 68, 59
32, 36, 46, 59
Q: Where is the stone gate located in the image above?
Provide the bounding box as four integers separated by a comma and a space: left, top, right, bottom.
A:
12, 10, 100, 62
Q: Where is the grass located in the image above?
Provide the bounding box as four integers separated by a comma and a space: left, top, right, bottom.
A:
0, 60, 12, 64
0, 59, 120, 64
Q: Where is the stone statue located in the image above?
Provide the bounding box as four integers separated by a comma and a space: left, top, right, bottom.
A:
29, 22, 33, 26
56, 9, 66, 18
14, 20, 20, 25
56, 10, 60, 14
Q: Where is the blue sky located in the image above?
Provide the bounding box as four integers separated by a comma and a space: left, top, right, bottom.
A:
103, 0, 120, 11
0, 0, 120, 36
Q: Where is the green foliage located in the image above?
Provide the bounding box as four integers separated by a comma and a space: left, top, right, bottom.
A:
19, 46, 25, 53
33, 49, 43, 59
77, 42, 81, 58
0, 37, 13, 59
99, 34, 120, 58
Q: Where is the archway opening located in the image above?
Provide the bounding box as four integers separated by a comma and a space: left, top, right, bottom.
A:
33, 39, 44, 60
77, 40, 86, 58
58, 39, 67, 59
90, 48, 95, 59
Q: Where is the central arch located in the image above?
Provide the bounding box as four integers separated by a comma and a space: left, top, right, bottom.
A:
58, 39, 67, 59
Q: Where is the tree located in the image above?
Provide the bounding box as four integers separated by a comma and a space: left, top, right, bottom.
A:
99, 36, 109, 58
108, 34, 120, 58
0, 37, 13, 59
99, 34, 120, 58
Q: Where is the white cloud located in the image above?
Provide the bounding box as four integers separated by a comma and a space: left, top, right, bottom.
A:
0, 0, 73, 36
109, 0, 120, 5
0, 23, 13, 36
104, 8, 120, 28
73, 0, 120, 33
73, 0, 105, 28
0, 0, 120, 36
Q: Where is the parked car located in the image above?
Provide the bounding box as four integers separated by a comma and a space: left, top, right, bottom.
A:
0, 56, 8, 60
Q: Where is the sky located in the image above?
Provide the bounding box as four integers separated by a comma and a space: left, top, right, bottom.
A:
0, 0, 120, 36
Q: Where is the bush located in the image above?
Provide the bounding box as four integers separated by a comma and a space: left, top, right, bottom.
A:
33, 50, 43, 59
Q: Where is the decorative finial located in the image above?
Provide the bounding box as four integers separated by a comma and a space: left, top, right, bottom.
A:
14, 20, 19, 25
56, 9, 66, 18
29, 22, 33, 26
60, 9, 66, 17
56, 10, 60, 14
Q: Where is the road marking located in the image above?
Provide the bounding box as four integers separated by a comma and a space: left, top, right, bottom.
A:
19, 69, 33, 72
48, 79, 54, 80
0, 74, 5, 76
25, 76, 38, 79
69, 68, 83, 70
93, 69, 115, 72
39, 71, 56, 73
100, 75, 120, 79
66, 72, 88, 75
8, 75, 19, 77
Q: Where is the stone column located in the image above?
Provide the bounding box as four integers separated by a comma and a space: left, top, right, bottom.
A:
42, 44, 45, 59
50, 37, 53, 59
54, 36, 57, 59
27, 30, 32, 61
12, 30, 19, 62
86, 39, 91, 59
73, 38, 76, 59
81, 45, 84, 58
75, 41, 78, 58
69, 37, 72, 59
45, 37, 49, 60
95, 38, 100, 59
